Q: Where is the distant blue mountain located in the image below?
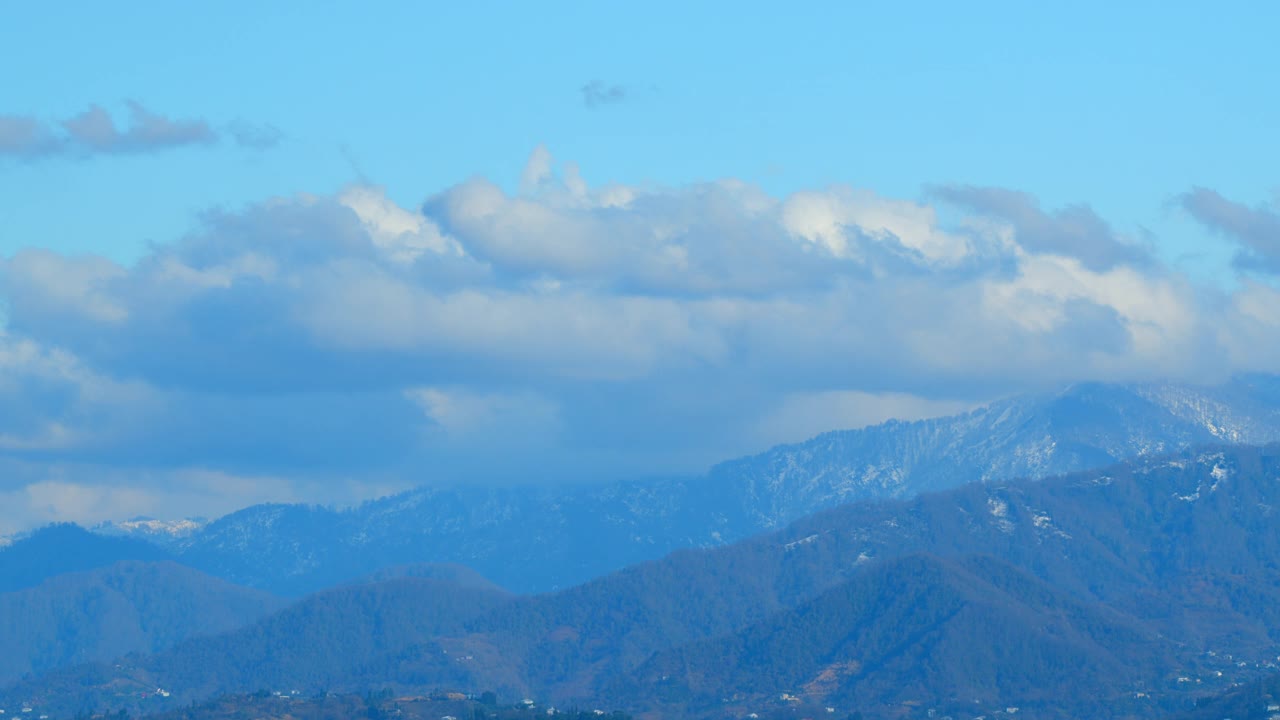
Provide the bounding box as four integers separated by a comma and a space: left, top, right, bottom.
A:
0, 560, 284, 685
15, 444, 1280, 719
0, 524, 173, 593
99, 375, 1280, 595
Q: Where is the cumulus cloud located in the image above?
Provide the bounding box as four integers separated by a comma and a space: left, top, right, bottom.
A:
1180, 187, 1280, 274
782, 187, 975, 266
519, 145, 556, 195
0, 102, 276, 159
0, 149, 1273, 531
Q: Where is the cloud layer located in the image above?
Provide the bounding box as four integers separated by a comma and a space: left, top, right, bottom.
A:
0, 102, 278, 160
0, 147, 1274, 531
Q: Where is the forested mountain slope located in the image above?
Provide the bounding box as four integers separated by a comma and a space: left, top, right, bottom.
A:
12, 444, 1280, 720
0, 525, 174, 594
0, 561, 284, 685
113, 376, 1280, 595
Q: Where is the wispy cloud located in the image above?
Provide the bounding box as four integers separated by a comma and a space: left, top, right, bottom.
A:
0, 102, 279, 160
580, 80, 628, 109
1180, 187, 1280, 274
61, 101, 217, 154
0, 116, 62, 159
932, 184, 1152, 271
226, 120, 284, 151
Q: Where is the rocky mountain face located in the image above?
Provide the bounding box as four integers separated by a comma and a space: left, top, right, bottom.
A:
122, 375, 1280, 596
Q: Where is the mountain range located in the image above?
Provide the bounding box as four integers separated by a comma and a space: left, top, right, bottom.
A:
6, 376, 1280, 719
0, 525, 175, 595
6, 443, 1280, 720
93, 375, 1280, 596
0, 559, 283, 686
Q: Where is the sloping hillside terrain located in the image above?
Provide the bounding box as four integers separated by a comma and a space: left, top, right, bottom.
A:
8, 444, 1280, 720
0, 561, 284, 685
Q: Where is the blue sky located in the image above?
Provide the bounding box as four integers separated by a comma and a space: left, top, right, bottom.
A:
1, 1, 1279, 530
5, 1, 1276, 269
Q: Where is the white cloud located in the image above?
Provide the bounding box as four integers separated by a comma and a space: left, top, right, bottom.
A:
407, 386, 562, 444
520, 144, 555, 195
295, 266, 727, 380
984, 254, 1201, 353
0, 146, 1272, 530
0, 333, 159, 452
0, 465, 319, 535
338, 186, 461, 263
1218, 281, 1280, 371
756, 390, 975, 446
18, 481, 159, 527
2, 250, 129, 323
781, 187, 972, 264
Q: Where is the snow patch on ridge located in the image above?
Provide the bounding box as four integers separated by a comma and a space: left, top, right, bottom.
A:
987, 496, 1015, 533
109, 518, 206, 537
784, 534, 820, 551
1031, 510, 1072, 540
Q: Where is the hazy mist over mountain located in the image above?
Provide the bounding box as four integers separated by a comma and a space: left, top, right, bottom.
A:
70, 375, 1280, 595
4, 3, 1279, 719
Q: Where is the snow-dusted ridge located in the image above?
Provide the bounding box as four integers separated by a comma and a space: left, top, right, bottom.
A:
91, 517, 209, 549
88, 375, 1280, 595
